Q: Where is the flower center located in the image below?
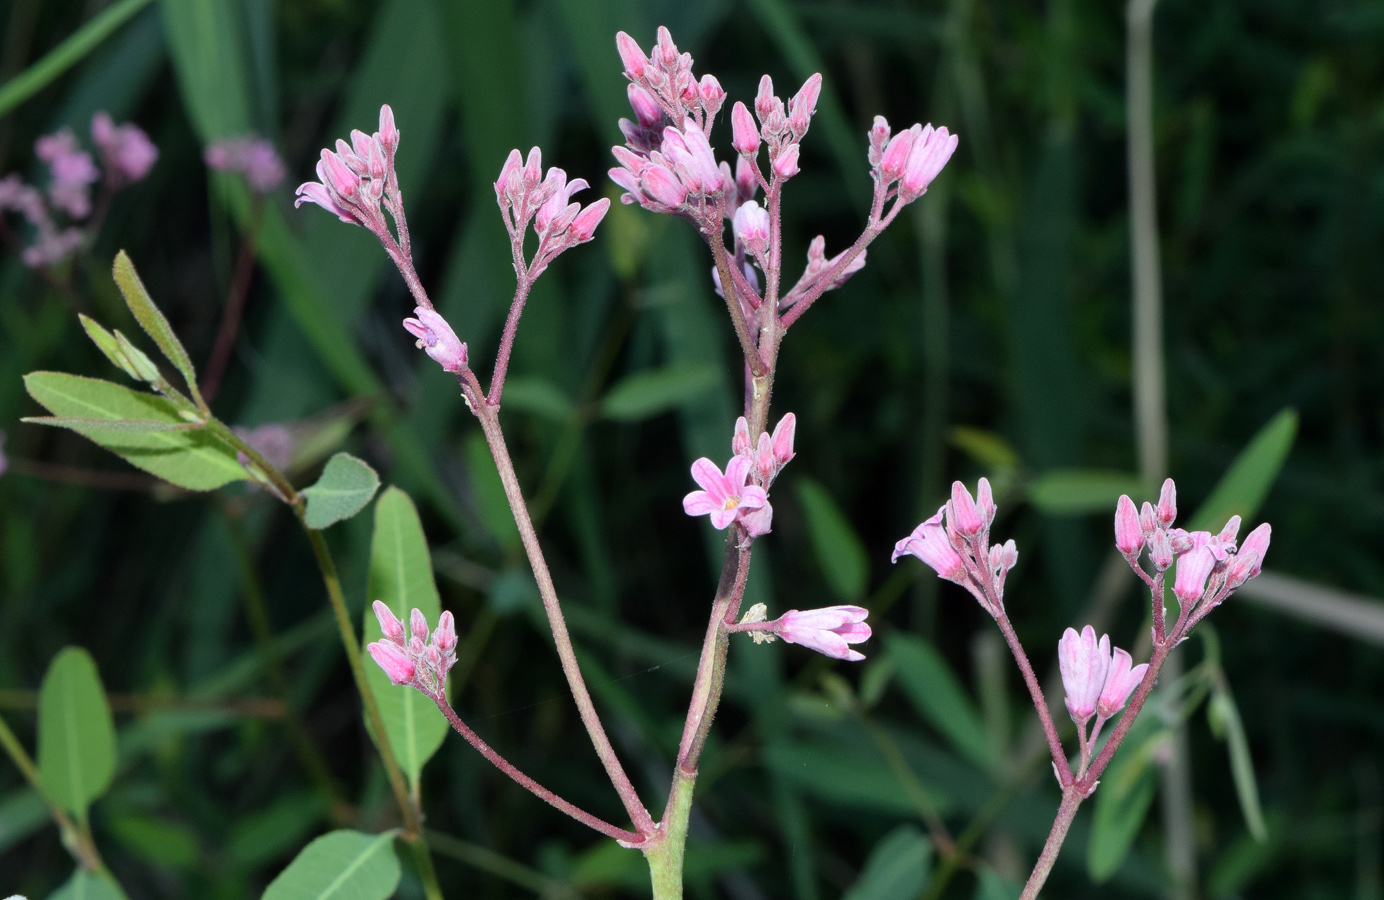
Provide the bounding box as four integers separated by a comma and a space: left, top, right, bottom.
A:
721, 496, 739, 511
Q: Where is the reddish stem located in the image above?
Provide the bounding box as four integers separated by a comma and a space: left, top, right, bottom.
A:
203, 197, 264, 403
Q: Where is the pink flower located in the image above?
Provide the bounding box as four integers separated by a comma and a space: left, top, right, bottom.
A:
296, 106, 399, 235
899, 124, 958, 198
682, 456, 767, 530
731, 101, 761, 155
879, 128, 914, 181
787, 74, 823, 137
627, 84, 662, 128
232, 423, 297, 473
1225, 522, 1271, 589
367, 601, 458, 693
733, 201, 769, 257
534, 169, 590, 236
1115, 494, 1144, 557
1058, 625, 1111, 722
892, 506, 967, 583
1172, 545, 1217, 607
91, 113, 158, 185
772, 143, 800, 179
615, 31, 648, 78
948, 480, 984, 537
36, 129, 98, 219
205, 136, 286, 192
775, 606, 870, 662
741, 500, 774, 537
403, 307, 468, 374
1096, 647, 1148, 721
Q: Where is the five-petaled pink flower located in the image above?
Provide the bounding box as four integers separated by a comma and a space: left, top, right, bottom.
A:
775, 606, 871, 661
683, 456, 766, 530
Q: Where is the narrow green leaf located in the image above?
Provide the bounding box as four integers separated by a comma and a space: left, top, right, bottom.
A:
23, 416, 202, 433
24, 372, 247, 490
599, 363, 718, 421
950, 426, 1022, 472
1028, 469, 1145, 515
112, 251, 203, 406
763, 740, 947, 816
886, 633, 993, 770
261, 830, 401, 900
843, 825, 932, 900
1187, 409, 1297, 532
1088, 716, 1165, 882
302, 453, 381, 529
106, 813, 201, 869
501, 376, 576, 422
795, 477, 869, 601
465, 433, 520, 549
48, 869, 129, 900
38, 648, 116, 820
364, 487, 448, 788
0, 0, 153, 117
1208, 687, 1268, 841
78, 314, 140, 381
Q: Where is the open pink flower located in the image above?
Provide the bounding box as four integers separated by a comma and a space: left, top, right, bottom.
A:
775, 606, 870, 661
403, 307, 468, 374
892, 506, 966, 583
682, 456, 766, 530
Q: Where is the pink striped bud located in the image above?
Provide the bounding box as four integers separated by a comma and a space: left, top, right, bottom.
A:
568, 199, 610, 243
1225, 523, 1270, 588
788, 73, 822, 135
771, 413, 796, 467
627, 84, 662, 127
755, 75, 776, 122
495, 149, 523, 199
949, 480, 984, 536
434, 611, 458, 654
372, 600, 406, 644
521, 147, 543, 192
1115, 494, 1144, 556
403, 308, 468, 374
1173, 546, 1216, 606
880, 128, 915, 180
616, 31, 648, 78
1156, 478, 1177, 527
368, 641, 416, 686
1139, 501, 1157, 536
640, 164, 687, 207
1149, 529, 1174, 570
378, 104, 399, 154
698, 74, 726, 116
731, 102, 761, 155
900, 125, 958, 197
772, 143, 800, 179
976, 476, 996, 526
654, 26, 678, 68
732, 417, 753, 457
1059, 625, 1111, 723
1096, 647, 1147, 720
733, 201, 770, 257
775, 605, 870, 662
868, 115, 892, 166
409, 607, 430, 643
320, 149, 360, 200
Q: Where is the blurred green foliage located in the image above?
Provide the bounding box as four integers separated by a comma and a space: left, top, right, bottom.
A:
0, 0, 1381, 898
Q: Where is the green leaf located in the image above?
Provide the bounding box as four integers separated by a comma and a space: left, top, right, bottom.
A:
302, 453, 381, 529
501, 376, 576, 422
599, 363, 718, 421
78, 314, 141, 382
48, 869, 129, 900
1088, 715, 1165, 882
1027, 469, 1145, 515
1187, 408, 1297, 531
465, 433, 520, 549
885, 633, 993, 770
106, 813, 201, 869
950, 426, 1022, 471
1208, 686, 1268, 841
795, 477, 869, 601
973, 868, 1022, 900
22, 416, 204, 433
38, 648, 116, 821
843, 825, 932, 900
0, 0, 153, 117
364, 487, 448, 788
24, 372, 248, 490
112, 251, 203, 407
762, 740, 943, 816
261, 830, 401, 900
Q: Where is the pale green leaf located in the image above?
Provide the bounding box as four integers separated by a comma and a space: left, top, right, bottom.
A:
364, 487, 448, 788
48, 869, 129, 900
950, 426, 1022, 471
886, 633, 993, 770
1208, 687, 1268, 841
78, 314, 140, 381
795, 477, 869, 601
464, 433, 519, 549
599, 363, 718, 421
973, 868, 1021, 900
22, 416, 202, 433
24, 372, 246, 490
112, 251, 202, 405
302, 453, 381, 529
261, 830, 400, 900
1028, 469, 1145, 515
1188, 408, 1297, 532
1088, 715, 1164, 882
843, 825, 932, 900
106, 813, 201, 869
501, 376, 576, 422
38, 648, 116, 820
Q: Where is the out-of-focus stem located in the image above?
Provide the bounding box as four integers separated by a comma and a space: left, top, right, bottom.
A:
203, 195, 264, 403
474, 406, 654, 836
0, 713, 105, 871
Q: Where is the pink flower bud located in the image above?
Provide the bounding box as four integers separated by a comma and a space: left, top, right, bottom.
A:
378, 104, 400, 154
627, 84, 662, 128
640, 164, 687, 207
698, 74, 726, 115
1173, 546, 1216, 607
410, 607, 430, 644
880, 128, 915, 180
900, 125, 958, 197
1059, 625, 1111, 723
976, 476, 996, 526
775, 606, 870, 662
654, 26, 678, 67
1225, 522, 1270, 588
788, 73, 822, 135
402, 307, 468, 374
755, 75, 776, 122
1149, 529, 1174, 570
368, 641, 416, 686
1096, 647, 1147, 720
372, 600, 406, 644
741, 500, 774, 538
568, 199, 610, 243
1115, 494, 1144, 556
495, 149, 523, 199
734, 156, 758, 200
1217, 515, 1241, 548
1139, 501, 1157, 536
733, 200, 770, 256
732, 417, 753, 457
615, 31, 648, 78
521, 147, 543, 192
320, 149, 360, 200
949, 481, 984, 536
434, 610, 458, 654
1156, 477, 1177, 527
868, 115, 891, 166
770, 413, 796, 467
731, 101, 761, 156
772, 143, 800, 179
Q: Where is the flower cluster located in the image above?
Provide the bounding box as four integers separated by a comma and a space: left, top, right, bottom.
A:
736, 603, 871, 662
892, 478, 1017, 615
1057, 625, 1147, 738
866, 117, 958, 204
295, 105, 403, 237
684, 413, 795, 536
205, 136, 287, 193
494, 147, 610, 280
366, 601, 458, 697
1115, 478, 1271, 633
0, 113, 156, 268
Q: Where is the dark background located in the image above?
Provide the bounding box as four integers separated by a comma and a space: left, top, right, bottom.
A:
1, 0, 1382, 898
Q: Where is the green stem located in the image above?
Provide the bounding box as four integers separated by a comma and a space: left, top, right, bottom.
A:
645, 770, 696, 900
405, 835, 446, 900
0, 713, 105, 871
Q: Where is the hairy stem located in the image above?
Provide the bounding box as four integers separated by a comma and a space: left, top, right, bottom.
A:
646, 770, 696, 900
1019, 787, 1083, 900
994, 612, 1071, 783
